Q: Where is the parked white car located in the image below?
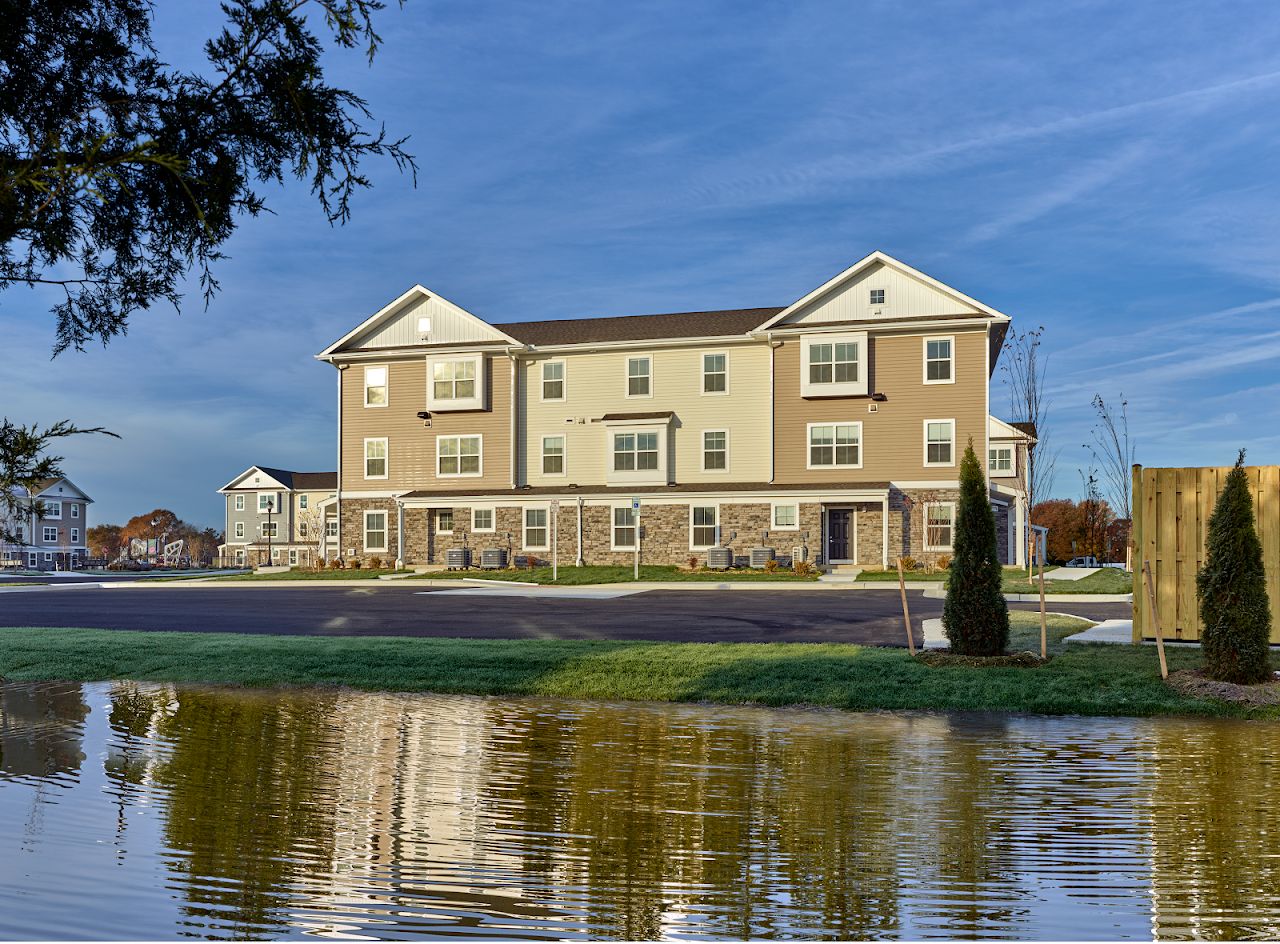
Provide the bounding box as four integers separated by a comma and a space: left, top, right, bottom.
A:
1064, 556, 1099, 568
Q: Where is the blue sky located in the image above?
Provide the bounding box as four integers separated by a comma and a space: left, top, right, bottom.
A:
6, 0, 1280, 527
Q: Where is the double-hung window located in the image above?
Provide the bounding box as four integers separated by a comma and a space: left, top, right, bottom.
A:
70, 504, 79, 519
702, 353, 727, 394
612, 507, 637, 550
71, 528, 79, 544
808, 423, 862, 469
364, 438, 388, 479
626, 357, 651, 397
809, 342, 858, 385
989, 446, 1014, 475
258, 493, 276, 513
523, 508, 548, 549
702, 430, 728, 471
235, 495, 245, 511
325, 519, 339, 538
437, 435, 481, 476
924, 420, 955, 466
542, 436, 566, 475
234, 522, 244, 539
299, 495, 308, 510
364, 365, 388, 406
299, 522, 309, 537
691, 506, 719, 549
541, 361, 565, 401
772, 504, 798, 530
472, 508, 494, 532
800, 333, 867, 397
43, 501, 61, 519
923, 336, 954, 384
613, 431, 659, 471
363, 511, 387, 552
432, 359, 476, 401
925, 503, 955, 551
43, 526, 58, 542
260, 521, 278, 538
437, 509, 454, 533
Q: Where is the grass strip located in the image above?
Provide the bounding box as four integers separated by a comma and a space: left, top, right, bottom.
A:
0, 615, 1263, 718
856, 565, 1132, 595
409, 564, 820, 584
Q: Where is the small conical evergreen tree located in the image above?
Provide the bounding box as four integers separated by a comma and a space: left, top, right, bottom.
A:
943, 440, 1010, 655
1197, 450, 1272, 684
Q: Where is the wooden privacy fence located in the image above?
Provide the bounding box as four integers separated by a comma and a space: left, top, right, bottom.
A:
1132, 464, 1280, 644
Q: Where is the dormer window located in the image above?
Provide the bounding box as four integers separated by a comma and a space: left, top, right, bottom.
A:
800, 332, 868, 398
869, 288, 885, 305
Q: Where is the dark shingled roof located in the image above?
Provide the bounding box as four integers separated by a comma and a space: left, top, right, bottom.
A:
496, 307, 784, 346
248, 468, 337, 490
1009, 422, 1037, 440
399, 481, 891, 500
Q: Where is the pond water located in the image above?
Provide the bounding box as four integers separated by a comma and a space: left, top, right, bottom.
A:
0, 681, 1278, 940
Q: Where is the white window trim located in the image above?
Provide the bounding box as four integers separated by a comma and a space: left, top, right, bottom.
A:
700, 351, 729, 397
989, 445, 1017, 477
471, 508, 496, 533
43, 526, 58, 542
771, 502, 800, 531
923, 419, 957, 468
363, 510, 389, 553
234, 494, 245, 511
800, 332, 868, 398
70, 504, 79, 519
805, 421, 864, 471
260, 521, 279, 538
869, 288, 886, 305
234, 522, 244, 539
364, 364, 389, 407
541, 434, 567, 477
701, 428, 730, 474
43, 501, 62, 520
606, 425, 667, 486
425, 353, 486, 412
540, 359, 567, 402
258, 492, 277, 513
924, 502, 957, 552
436, 509, 455, 534
436, 434, 483, 478
289, 549, 299, 566
922, 335, 956, 386
689, 504, 721, 551
299, 495, 309, 510
624, 355, 653, 399
71, 528, 79, 543
364, 438, 389, 480
43, 552, 53, 562
610, 503, 638, 551
522, 506, 550, 551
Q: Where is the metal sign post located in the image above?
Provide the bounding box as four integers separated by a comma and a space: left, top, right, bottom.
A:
550, 500, 560, 583
632, 498, 641, 580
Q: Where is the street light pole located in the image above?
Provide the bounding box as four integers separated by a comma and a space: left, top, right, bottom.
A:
265, 499, 275, 566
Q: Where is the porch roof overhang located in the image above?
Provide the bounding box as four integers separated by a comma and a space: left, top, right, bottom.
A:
393, 481, 891, 507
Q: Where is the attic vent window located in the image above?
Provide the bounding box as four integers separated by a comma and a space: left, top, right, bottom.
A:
869, 289, 885, 305
417, 316, 432, 336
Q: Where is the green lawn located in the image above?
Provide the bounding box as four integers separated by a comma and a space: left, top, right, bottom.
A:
856, 565, 1132, 595
410, 564, 821, 584
0, 614, 1257, 718
206, 568, 409, 581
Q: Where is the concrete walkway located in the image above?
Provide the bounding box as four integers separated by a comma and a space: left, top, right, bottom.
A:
1041, 566, 1100, 581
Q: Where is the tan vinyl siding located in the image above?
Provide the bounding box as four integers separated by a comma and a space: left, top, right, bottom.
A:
773, 328, 988, 483
340, 355, 512, 490
518, 342, 771, 486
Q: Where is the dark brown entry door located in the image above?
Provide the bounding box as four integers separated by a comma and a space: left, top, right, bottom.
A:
827, 509, 851, 561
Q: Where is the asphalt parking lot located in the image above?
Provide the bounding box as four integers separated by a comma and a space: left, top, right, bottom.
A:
0, 584, 1131, 645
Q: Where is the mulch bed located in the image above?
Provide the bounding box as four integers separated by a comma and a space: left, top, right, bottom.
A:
914, 650, 1049, 669
1167, 668, 1280, 706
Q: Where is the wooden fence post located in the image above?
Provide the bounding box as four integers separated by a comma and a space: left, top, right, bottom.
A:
1142, 560, 1169, 680
897, 557, 916, 655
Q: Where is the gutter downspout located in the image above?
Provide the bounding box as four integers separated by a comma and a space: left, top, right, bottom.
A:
506, 347, 523, 488
576, 495, 584, 566
396, 498, 405, 568
334, 364, 345, 564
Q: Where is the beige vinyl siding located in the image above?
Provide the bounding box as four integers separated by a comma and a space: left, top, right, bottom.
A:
773, 328, 988, 483
340, 355, 512, 490
518, 343, 771, 486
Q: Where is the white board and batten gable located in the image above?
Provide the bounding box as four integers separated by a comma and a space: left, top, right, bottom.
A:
218, 467, 292, 493
754, 251, 1010, 331
317, 285, 517, 359
34, 477, 93, 504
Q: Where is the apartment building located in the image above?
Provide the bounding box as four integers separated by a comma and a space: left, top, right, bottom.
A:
0, 477, 93, 570
317, 251, 1033, 569
217, 466, 338, 566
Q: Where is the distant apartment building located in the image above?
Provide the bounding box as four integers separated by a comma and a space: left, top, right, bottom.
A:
0, 477, 93, 570
313, 251, 1034, 569
217, 466, 337, 567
